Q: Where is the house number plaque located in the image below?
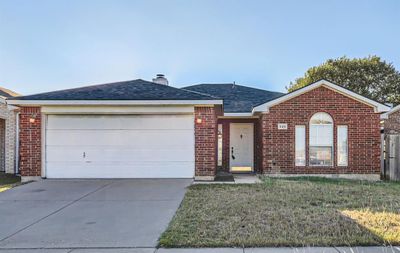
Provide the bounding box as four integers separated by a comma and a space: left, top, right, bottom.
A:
278, 123, 288, 130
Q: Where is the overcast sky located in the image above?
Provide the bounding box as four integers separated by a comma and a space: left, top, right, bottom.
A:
0, 0, 399, 95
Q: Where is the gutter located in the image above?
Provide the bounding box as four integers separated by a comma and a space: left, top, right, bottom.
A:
6, 99, 223, 106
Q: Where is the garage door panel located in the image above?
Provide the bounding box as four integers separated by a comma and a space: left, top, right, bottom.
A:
46, 147, 194, 162
47, 115, 194, 130
45, 114, 195, 178
46, 162, 194, 178
46, 130, 194, 146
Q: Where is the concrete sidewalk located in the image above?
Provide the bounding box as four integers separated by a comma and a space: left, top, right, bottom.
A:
0, 247, 400, 253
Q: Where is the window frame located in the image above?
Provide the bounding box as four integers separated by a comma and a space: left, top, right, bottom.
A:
309, 112, 334, 167
337, 125, 348, 167
295, 125, 306, 166
217, 124, 223, 167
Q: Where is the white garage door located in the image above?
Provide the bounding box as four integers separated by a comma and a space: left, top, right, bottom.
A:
45, 114, 195, 178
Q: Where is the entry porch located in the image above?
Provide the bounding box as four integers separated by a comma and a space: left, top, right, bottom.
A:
217, 116, 262, 174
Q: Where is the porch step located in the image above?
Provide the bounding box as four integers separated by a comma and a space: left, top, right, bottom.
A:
214, 171, 234, 182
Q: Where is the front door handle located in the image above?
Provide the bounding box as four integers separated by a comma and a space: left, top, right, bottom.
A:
231, 147, 235, 160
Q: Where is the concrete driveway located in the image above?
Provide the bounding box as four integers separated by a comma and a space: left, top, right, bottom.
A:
0, 179, 191, 251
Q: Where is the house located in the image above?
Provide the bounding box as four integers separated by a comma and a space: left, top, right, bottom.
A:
381, 104, 400, 180
7, 76, 390, 182
0, 87, 20, 174
382, 104, 400, 134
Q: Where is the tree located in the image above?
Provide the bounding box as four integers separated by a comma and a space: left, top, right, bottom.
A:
287, 56, 400, 105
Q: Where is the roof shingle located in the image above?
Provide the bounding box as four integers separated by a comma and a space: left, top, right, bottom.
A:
9, 79, 217, 101
0, 87, 19, 98
183, 83, 284, 113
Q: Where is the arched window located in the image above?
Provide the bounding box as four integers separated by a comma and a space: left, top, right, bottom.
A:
309, 112, 333, 166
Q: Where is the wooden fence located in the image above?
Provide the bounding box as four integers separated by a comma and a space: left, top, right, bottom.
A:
384, 134, 400, 181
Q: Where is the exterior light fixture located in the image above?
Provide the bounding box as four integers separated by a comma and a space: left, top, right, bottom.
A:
196, 118, 203, 124
29, 113, 37, 123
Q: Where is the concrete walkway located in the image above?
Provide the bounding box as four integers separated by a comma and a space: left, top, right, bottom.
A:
0, 246, 399, 252
193, 174, 262, 184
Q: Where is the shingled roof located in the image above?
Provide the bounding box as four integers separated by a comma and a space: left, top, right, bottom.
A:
8, 79, 217, 101
0, 87, 19, 98
183, 83, 284, 113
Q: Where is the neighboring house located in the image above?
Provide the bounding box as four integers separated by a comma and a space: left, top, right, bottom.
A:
7, 76, 390, 182
383, 105, 400, 134
381, 105, 400, 181
0, 87, 20, 174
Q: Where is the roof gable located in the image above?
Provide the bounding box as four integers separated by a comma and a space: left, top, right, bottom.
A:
253, 79, 390, 113
183, 83, 283, 113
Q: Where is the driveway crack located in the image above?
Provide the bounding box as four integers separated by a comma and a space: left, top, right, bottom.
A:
0, 181, 115, 243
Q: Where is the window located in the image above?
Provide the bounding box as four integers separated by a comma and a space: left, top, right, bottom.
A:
217, 124, 223, 167
295, 125, 306, 166
309, 112, 333, 166
337, 125, 348, 166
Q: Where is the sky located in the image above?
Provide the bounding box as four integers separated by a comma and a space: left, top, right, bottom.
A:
0, 0, 399, 95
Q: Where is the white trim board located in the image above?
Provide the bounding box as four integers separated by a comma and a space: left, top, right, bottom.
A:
253, 80, 390, 114
6, 99, 223, 106
41, 105, 195, 114
223, 113, 253, 117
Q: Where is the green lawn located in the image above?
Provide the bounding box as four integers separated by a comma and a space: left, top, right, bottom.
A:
0, 173, 21, 193
159, 177, 400, 247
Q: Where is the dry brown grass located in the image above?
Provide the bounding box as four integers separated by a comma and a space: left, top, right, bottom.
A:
159, 177, 400, 247
0, 173, 20, 193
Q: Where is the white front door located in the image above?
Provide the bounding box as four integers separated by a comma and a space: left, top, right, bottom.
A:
45, 114, 195, 178
229, 123, 254, 172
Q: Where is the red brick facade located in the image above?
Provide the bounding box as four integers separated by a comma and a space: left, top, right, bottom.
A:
261, 86, 381, 174
194, 106, 220, 178
16, 88, 382, 179
17, 105, 221, 179
19, 107, 42, 177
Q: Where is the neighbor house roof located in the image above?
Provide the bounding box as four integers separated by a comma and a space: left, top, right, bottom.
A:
0, 87, 20, 98
8, 79, 223, 106
381, 104, 400, 119
253, 79, 390, 113
183, 83, 284, 113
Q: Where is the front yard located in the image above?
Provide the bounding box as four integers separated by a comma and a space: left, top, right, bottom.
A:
159, 177, 400, 247
0, 173, 21, 192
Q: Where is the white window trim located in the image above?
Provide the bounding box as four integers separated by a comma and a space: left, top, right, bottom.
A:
309, 113, 334, 167
295, 125, 306, 166
337, 125, 348, 167
217, 124, 223, 167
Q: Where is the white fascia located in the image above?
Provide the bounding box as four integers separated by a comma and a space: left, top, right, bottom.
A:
6, 99, 223, 106
252, 79, 390, 114
223, 112, 253, 117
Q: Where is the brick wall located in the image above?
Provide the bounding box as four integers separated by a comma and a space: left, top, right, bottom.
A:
194, 106, 219, 178
0, 119, 5, 171
0, 103, 17, 174
384, 109, 400, 134
19, 107, 41, 177
261, 86, 381, 174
